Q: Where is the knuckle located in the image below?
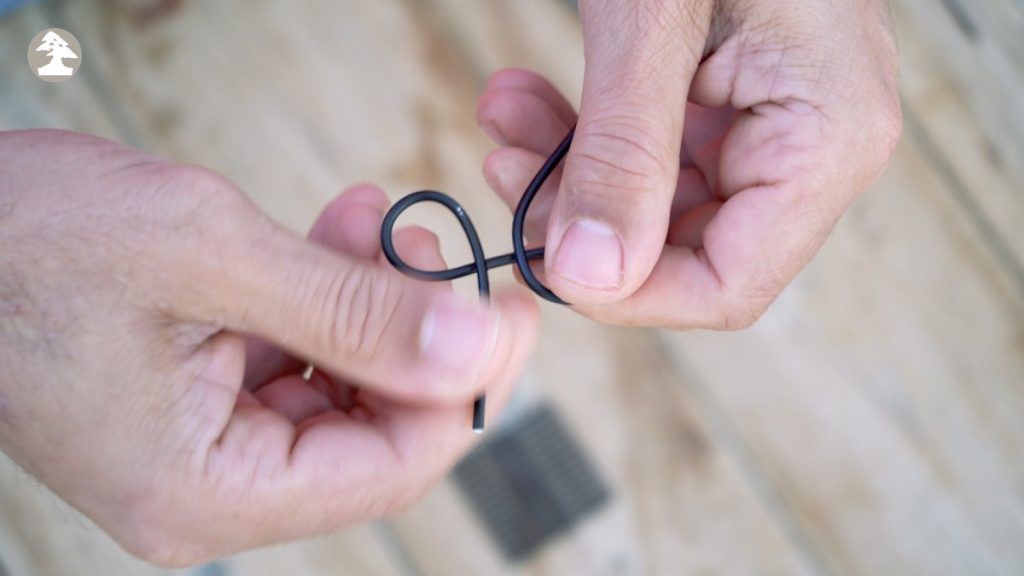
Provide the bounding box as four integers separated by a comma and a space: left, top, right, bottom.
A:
316, 267, 403, 362
571, 108, 674, 197
130, 164, 256, 304
667, 0, 714, 57
156, 164, 248, 229
607, 0, 711, 62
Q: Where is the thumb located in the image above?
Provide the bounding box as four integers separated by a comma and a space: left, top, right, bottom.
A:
547, 0, 713, 304
178, 209, 532, 405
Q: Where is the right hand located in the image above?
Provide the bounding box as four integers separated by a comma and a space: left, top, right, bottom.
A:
0, 129, 539, 566
477, 0, 901, 329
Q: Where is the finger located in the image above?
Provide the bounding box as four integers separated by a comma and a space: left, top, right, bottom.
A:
308, 183, 388, 261
670, 103, 732, 223
384, 225, 448, 278
243, 184, 390, 389
483, 146, 562, 243
670, 166, 715, 221
194, 286, 538, 560
253, 366, 360, 422
481, 68, 577, 128
287, 286, 538, 513
580, 102, 890, 330
252, 374, 335, 424
477, 76, 574, 153
176, 191, 537, 406
605, 2, 899, 331
667, 200, 721, 249
679, 103, 737, 196
373, 286, 537, 475
545, 0, 714, 305
243, 336, 301, 391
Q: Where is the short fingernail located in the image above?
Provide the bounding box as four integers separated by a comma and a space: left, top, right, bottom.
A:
480, 120, 509, 146
419, 292, 498, 377
553, 220, 623, 290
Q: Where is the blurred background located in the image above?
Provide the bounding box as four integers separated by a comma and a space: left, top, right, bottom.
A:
1, 0, 1022, 574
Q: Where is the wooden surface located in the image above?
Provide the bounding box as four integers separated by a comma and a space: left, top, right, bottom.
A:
1, 0, 1022, 574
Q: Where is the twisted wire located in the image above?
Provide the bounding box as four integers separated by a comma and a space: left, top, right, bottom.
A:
380, 128, 575, 431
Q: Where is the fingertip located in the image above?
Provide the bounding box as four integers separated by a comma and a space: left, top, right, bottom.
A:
413, 286, 538, 406
309, 183, 388, 246
484, 68, 578, 126
475, 91, 510, 146
486, 68, 542, 91
339, 183, 389, 210
254, 375, 335, 424
389, 225, 446, 273
484, 147, 559, 243
545, 217, 630, 305
482, 147, 520, 206
310, 202, 384, 260
476, 89, 571, 154
417, 291, 503, 400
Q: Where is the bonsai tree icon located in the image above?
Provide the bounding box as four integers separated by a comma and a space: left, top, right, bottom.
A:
35, 30, 78, 77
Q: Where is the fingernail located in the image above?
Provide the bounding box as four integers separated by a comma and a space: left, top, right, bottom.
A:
480, 120, 509, 146
553, 220, 623, 290
419, 292, 498, 377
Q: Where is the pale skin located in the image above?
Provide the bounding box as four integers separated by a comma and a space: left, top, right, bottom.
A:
0, 0, 901, 567
0, 131, 539, 565
479, 0, 902, 327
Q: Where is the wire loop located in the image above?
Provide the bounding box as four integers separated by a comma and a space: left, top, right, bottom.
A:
380, 127, 575, 431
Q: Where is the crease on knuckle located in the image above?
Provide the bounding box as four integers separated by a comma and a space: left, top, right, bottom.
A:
573, 112, 672, 195
320, 267, 402, 363
630, 0, 711, 61
165, 164, 236, 206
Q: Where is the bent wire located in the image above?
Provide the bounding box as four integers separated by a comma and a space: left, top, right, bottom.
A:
381, 127, 575, 432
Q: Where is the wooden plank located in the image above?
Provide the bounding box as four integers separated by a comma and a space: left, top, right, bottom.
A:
893, 0, 1024, 287
0, 457, 406, 576
658, 126, 1024, 574
0, 458, 170, 576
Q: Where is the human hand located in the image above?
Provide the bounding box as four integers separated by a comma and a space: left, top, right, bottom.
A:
477, 0, 902, 328
0, 129, 538, 565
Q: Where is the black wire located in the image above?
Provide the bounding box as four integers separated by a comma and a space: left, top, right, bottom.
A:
381, 127, 575, 432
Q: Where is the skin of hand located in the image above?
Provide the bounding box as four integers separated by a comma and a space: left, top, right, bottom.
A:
0, 129, 538, 566
477, 0, 902, 328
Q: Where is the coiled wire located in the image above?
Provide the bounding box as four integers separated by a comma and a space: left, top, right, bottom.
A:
381, 128, 575, 431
